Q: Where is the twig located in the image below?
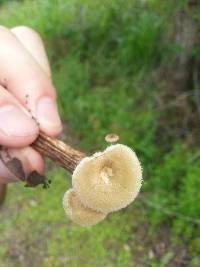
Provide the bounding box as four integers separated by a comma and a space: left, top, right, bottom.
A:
32, 132, 86, 173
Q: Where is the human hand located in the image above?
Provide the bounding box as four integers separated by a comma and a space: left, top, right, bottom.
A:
0, 26, 62, 183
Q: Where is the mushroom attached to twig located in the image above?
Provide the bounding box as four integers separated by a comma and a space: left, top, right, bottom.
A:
32, 133, 143, 225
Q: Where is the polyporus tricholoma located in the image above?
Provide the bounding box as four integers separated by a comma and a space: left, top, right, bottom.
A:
31, 133, 142, 226
63, 189, 106, 226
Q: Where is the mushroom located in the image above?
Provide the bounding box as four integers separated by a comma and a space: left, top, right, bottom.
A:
31, 133, 143, 225
72, 144, 142, 213
63, 189, 107, 226
105, 133, 119, 144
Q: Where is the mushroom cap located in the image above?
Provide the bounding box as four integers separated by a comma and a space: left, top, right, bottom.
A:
105, 133, 119, 143
72, 144, 142, 213
63, 189, 107, 226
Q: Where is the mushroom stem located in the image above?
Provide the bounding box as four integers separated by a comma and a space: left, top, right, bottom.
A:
32, 132, 85, 173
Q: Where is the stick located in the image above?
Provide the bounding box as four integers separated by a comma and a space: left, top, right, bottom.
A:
32, 132, 85, 173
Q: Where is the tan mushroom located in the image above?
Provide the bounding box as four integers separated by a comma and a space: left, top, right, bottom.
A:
72, 144, 142, 213
105, 133, 119, 144
63, 189, 107, 226
32, 134, 143, 225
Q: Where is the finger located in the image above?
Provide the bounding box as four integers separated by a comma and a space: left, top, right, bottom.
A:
11, 26, 51, 77
0, 147, 44, 183
8, 147, 45, 177
0, 85, 38, 148
0, 26, 62, 136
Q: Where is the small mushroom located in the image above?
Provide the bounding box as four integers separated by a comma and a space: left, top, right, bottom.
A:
72, 144, 142, 213
63, 189, 107, 226
105, 133, 119, 144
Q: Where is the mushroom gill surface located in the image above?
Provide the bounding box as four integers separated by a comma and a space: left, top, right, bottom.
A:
72, 144, 142, 213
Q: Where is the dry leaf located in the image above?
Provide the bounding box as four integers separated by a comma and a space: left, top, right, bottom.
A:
25, 171, 51, 189
3, 157, 25, 181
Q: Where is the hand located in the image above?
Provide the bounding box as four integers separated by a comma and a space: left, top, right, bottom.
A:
0, 26, 62, 183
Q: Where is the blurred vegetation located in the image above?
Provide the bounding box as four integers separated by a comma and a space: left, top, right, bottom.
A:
0, 0, 199, 266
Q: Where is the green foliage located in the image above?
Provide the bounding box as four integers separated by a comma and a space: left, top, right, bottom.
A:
145, 144, 200, 250
0, 0, 199, 266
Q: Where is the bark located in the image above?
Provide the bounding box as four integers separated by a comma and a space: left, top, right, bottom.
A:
156, 1, 200, 142
172, 2, 199, 93
32, 133, 86, 173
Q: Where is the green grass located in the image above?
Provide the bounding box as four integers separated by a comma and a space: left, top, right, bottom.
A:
1, 168, 138, 267
0, 0, 200, 266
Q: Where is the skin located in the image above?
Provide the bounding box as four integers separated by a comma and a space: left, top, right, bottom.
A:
0, 25, 62, 183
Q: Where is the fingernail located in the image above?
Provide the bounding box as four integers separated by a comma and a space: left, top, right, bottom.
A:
0, 105, 38, 137
37, 97, 62, 135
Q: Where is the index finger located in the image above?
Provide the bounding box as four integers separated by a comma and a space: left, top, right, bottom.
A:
11, 26, 51, 77
0, 26, 62, 137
